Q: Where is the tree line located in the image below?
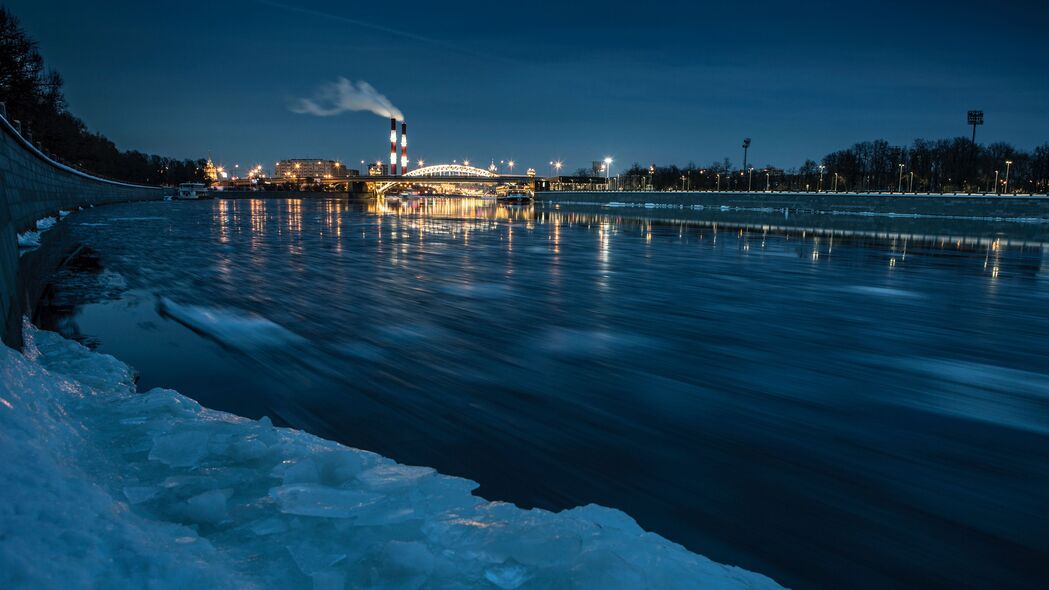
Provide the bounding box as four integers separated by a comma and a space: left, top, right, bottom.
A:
0, 8, 205, 185
621, 139, 1048, 194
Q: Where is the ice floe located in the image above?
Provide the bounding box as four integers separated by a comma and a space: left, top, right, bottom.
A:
0, 324, 784, 589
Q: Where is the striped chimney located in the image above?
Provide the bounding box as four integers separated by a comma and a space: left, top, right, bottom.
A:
400, 122, 408, 175
389, 117, 398, 175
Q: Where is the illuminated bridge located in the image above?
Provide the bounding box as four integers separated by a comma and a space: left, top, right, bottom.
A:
367, 164, 536, 195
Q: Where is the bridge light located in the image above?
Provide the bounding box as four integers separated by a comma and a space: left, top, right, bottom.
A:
417, 160, 425, 167
463, 160, 470, 166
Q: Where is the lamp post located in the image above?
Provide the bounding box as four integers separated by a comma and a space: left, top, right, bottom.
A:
603, 157, 613, 191
818, 165, 825, 192
994, 170, 1000, 194
1004, 160, 1013, 194
742, 138, 751, 172
765, 169, 771, 191
833, 172, 839, 192
909, 171, 914, 192
748, 166, 754, 192
507, 160, 515, 175
898, 163, 905, 193
716, 172, 721, 192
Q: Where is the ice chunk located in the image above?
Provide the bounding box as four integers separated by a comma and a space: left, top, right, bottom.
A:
157, 296, 308, 351
357, 464, 435, 491
184, 489, 230, 524
149, 431, 210, 467
270, 484, 383, 518
17, 230, 41, 248
35, 216, 57, 231
484, 561, 532, 589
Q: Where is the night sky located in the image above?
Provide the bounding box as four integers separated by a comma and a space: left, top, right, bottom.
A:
8, 0, 1048, 174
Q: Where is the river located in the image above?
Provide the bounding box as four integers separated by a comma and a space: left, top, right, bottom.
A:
37, 196, 1049, 590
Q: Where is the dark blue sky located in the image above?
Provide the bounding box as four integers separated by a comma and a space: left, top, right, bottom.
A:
8, 0, 1049, 174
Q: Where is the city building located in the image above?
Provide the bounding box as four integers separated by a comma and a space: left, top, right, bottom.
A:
541, 176, 609, 191
274, 159, 353, 180
368, 162, 388, 176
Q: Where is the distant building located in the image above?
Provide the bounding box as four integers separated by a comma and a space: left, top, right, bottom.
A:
204, 159, 219, 182
542, 176, 609, 191
274, 159, 352, 180
368, 163, 388, 176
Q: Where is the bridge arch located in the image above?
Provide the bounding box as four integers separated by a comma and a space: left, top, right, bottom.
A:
403, 164, 498, 178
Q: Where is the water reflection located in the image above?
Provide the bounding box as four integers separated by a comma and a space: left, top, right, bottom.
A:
42, 197, 1049, 590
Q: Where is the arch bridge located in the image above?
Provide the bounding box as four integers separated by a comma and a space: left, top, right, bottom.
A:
367, 164, 534, 195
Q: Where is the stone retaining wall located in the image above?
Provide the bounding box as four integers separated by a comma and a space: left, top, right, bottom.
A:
0, 112, 164, 346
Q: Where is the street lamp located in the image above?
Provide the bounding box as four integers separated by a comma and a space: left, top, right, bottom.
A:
742, 138, 751, 172
765, 169, 771, 192
716, 172, 721, 192
508, 160, 515, 174
994, 169, 1000, 194
748, 166, 754, 192
554, 160, 563, 174
603, 157, 613, 191
898, 163, 905, 193
818, 165, 825, 192
1004, 160, 1013, 194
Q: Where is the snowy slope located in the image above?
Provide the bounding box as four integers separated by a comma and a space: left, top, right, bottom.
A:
0, 324, 785, 590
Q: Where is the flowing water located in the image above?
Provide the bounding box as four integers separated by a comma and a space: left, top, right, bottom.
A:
38, 196, 1049, 590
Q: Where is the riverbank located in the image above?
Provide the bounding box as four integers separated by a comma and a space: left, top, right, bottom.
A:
540, 190, 1049, 220
0, 320, 785, 589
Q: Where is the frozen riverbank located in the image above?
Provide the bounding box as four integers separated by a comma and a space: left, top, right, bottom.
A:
0, 323, 783, 589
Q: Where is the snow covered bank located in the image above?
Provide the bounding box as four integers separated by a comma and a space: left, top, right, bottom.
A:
0, 325, 784, 589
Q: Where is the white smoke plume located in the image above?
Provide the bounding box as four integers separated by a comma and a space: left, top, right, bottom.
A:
289, 77, 403, 120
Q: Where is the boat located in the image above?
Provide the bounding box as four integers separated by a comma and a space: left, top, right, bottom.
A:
175, 182, 210, 200
496, 184, 534, 203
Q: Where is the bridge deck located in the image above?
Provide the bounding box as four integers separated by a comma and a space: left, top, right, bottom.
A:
365, 175, 536, 183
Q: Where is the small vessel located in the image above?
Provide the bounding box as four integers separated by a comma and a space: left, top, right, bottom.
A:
176, 182, 209, 200
496, 184, 533, 203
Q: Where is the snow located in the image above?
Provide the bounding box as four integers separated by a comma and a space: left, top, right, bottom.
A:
0, 323, 785, 589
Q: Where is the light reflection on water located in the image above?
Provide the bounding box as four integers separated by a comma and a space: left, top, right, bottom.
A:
42, 197, 1049, 590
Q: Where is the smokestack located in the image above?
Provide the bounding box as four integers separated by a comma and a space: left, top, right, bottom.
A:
400, 122, 408, 176
389, 117, 398, 175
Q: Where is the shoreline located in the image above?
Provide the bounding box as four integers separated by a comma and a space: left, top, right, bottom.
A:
0, 321, 786, 589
